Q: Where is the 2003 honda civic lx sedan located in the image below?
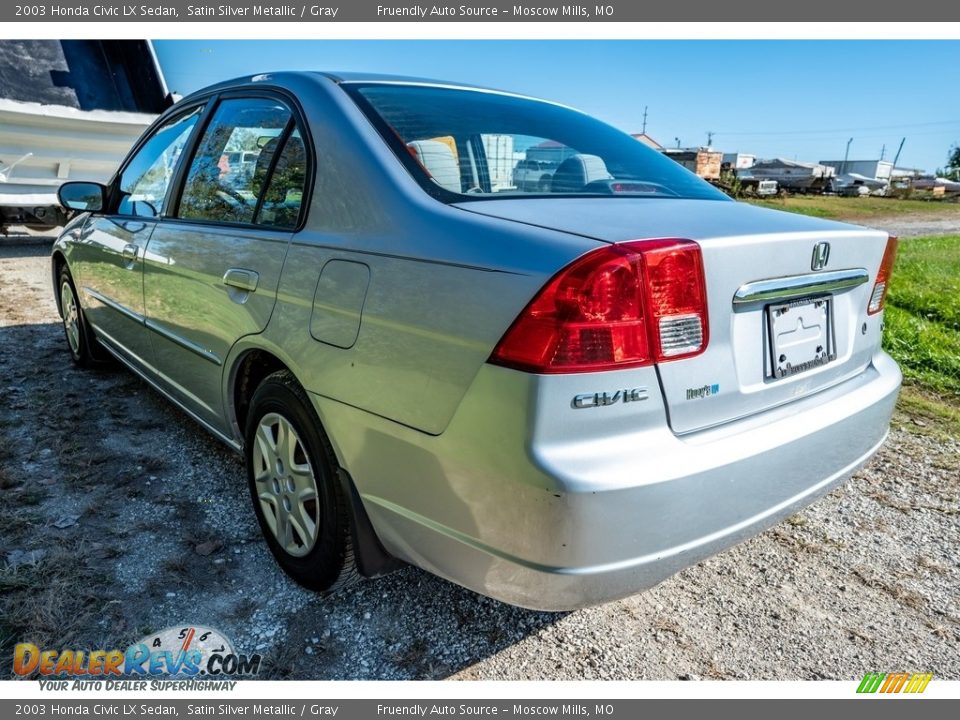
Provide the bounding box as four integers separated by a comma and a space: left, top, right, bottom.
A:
51, 72, 901, 610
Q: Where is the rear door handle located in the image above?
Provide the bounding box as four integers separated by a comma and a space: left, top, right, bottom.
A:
121, 243, 139, 263
222, 268, 259, 293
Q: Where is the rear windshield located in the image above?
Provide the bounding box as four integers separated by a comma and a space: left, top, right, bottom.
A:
345, 83, 729, 202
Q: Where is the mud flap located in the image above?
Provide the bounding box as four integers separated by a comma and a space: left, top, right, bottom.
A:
337, 468, 404, 578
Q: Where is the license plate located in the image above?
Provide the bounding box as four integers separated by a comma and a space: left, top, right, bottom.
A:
767, 296, 834, 379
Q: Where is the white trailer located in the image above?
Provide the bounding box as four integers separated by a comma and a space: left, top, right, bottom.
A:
819, 159, 894, 181
0, 40, 169, 233
0, 100, 154, 231
722, 153, 756, 170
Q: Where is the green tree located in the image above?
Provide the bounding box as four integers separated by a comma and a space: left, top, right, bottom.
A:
945, 144, 960, 181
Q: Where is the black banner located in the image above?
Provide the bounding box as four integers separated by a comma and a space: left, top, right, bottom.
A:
3, 0, 958, 22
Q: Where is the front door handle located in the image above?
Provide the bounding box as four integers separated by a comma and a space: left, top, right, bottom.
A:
121, 243, 139, 264
222, 268, 259, 293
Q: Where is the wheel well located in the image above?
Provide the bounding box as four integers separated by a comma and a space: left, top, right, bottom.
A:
231, 349, 403, 579
52, 252, 67, 315
232, 350, 289, 436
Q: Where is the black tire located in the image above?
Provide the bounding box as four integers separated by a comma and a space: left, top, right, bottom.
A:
244, 370, 358, 592
58, 266, 108, 368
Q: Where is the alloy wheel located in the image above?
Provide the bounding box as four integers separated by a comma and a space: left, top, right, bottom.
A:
251, 412, 320, 557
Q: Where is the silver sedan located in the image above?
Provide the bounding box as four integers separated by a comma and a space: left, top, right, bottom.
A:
51, 72, 901, 610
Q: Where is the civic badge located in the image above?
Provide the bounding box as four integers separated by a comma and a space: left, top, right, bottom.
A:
811, 242, 830, 271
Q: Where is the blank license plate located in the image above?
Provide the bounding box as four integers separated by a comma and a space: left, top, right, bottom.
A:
768, 297, 834, 379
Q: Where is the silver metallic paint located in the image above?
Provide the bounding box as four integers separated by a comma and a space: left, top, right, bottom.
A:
52, 72, 902, 609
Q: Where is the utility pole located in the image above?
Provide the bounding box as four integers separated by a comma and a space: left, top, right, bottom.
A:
706, 131, 715, 147
880, 144, 886, 161
641, 106, 648, 134
891, 137, 906, 169
842, 137, 853, 175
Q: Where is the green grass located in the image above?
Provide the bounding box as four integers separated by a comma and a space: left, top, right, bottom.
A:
883, 234, 960, 398
894, 386, 960, 439
745, 195, 960, 221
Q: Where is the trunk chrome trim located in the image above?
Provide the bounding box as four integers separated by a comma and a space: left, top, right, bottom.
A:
733, 268, 869, 307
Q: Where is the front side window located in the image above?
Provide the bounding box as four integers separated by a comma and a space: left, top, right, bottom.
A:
117, 105, 202, 217
177, 98, 294, 225
346, 84, 729, 202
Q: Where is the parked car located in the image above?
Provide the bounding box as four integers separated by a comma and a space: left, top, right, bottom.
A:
512, 158, 557, 192
736, 171, 779, 196
52, 73, 901, 610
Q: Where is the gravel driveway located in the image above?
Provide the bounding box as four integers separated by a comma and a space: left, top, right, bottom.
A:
854, 215, 960, 239
1, 241, 958, 681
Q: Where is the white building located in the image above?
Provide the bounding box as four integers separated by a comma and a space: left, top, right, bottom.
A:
819, 159, 893, 181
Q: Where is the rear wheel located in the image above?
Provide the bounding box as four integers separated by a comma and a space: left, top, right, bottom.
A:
244, 370, 358, 592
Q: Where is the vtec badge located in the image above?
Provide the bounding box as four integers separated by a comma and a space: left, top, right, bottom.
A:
572, 387, 648, 409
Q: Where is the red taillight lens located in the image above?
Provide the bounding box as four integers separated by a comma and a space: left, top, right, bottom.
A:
490, 239, 709, 373
867, 235, 898, 315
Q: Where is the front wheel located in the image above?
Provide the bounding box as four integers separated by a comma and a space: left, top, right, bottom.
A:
58, 266, 104, 367
244, 370, 358, 592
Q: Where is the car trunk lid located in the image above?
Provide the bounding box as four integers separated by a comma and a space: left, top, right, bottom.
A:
459, 198, 892, 434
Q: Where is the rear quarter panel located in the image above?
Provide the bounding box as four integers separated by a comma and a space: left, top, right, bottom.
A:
258, 75, 600, 435
268, 215, 595, 435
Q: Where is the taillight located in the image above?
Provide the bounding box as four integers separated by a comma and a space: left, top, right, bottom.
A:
867, 236, 898, 315
490, 239, 709, 374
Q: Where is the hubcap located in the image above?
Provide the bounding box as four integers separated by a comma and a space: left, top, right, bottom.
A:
60, 281, 81, 355
252, 413, 319, 557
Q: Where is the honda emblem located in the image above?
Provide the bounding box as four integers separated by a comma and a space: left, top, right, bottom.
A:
811, 242, 830, 270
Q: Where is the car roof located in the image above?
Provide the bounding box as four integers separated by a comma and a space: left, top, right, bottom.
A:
175, 70, 551, 106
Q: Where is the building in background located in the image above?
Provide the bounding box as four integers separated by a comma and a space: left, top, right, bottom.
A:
721, 153, 756, 171
820, 159, 894, 181
749, 158, 836, 193
663, 147, 723, 181
631, 133, 664, 151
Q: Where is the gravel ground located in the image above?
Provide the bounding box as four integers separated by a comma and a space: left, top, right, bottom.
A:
854, 215, 960, 239
1, 239, 958, 681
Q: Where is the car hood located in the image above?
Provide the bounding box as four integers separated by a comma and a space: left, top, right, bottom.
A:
452, 197, 862, 243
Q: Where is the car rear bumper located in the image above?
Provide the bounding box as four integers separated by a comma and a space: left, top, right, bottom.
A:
316, 351, 901, 611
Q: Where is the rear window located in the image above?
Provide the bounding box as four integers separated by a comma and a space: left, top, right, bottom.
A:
345, 83, 729, 202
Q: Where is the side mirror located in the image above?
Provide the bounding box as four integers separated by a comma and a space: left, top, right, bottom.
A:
58, 181, 107, 213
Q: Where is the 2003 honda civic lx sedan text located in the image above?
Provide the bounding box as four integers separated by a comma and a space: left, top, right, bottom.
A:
51, 72, 901, 610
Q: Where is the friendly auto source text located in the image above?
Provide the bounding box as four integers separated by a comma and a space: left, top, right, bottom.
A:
377, 5, 605, 17
377, 705, 598, 716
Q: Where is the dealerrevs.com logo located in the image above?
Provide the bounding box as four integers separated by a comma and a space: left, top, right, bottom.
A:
14, 625, 261, 690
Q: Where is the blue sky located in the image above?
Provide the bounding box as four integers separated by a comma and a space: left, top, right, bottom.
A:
154, 40, 960, 173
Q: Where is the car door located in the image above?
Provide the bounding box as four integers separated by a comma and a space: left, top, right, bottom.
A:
72, 105, 203, 368
142, 95, 308, 431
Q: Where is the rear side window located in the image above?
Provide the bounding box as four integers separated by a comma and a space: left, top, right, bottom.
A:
177, 98, 302, 226
257, 129, 306, 229
117, 106, 202, 217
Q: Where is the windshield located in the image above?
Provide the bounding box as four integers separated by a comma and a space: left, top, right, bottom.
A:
345, 83, 729, 202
